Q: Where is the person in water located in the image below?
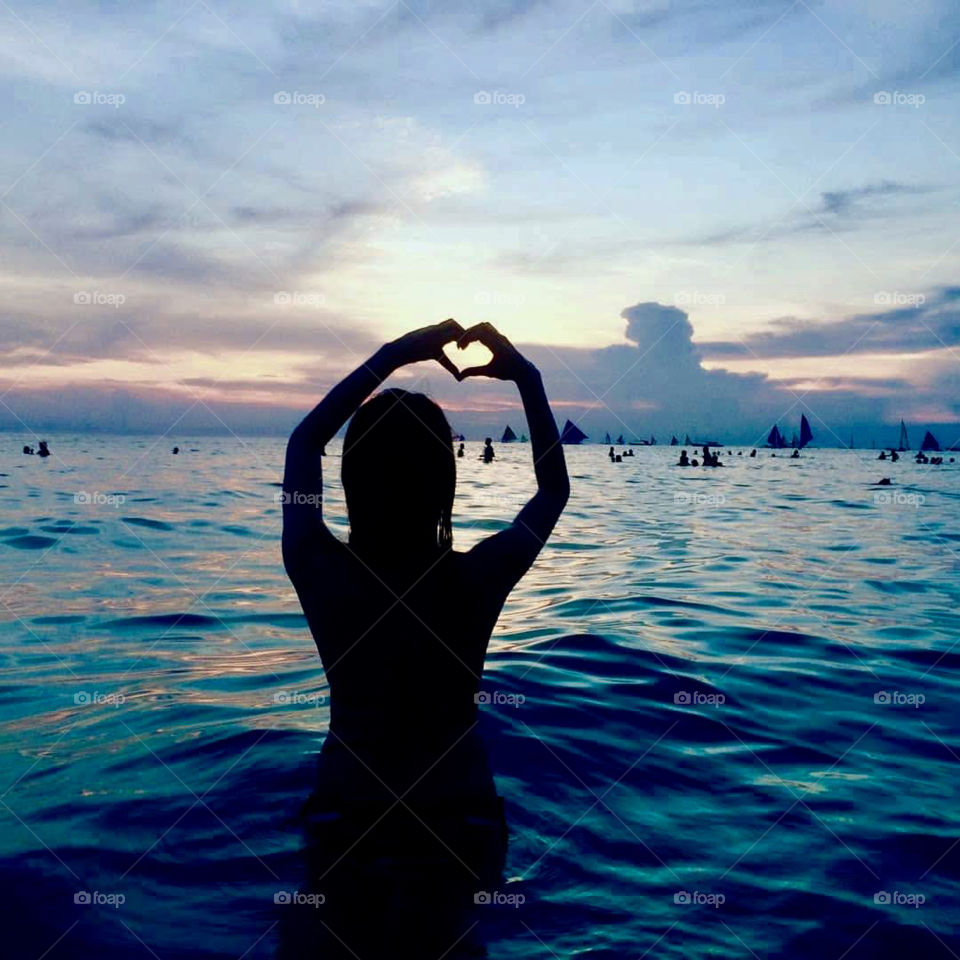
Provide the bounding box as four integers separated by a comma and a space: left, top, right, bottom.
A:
749, 449, 757, 458
878, 450, 887, 460
36, 441, 50, 458
677, 449, 690, 466
790, 448, 800, 459
483, 437, 495, 462
890, 449, 899, 462
608, 446, 616, 461
280, 320, 569, 951
22, 445, 34, 455
457, 442, 465, 458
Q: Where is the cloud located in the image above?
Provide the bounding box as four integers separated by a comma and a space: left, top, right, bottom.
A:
699, 287, 960, 360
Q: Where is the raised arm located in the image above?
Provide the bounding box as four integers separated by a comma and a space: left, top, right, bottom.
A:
459, 323, 570, 593
282, 320, 463, 573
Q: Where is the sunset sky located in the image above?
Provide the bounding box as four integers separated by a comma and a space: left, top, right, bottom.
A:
1, 0, 958, 443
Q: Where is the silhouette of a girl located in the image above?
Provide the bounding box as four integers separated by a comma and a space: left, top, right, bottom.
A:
280, 320, 569, 953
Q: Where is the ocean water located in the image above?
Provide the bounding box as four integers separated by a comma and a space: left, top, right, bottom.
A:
1, 434, 959, 958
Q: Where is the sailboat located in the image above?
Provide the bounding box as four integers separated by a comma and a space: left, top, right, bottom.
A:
616, 434, 625, 445
560, 419, 588, 445
604, 432, 612, 445
670, 436, 679, 446
920, 430, 940, 452
766, 424, 787, 449
684, 434, 693, 446
799, 414, 813, 449
897, 419, 909, 451
501, 425, 517, 443
649, 435, 656, 445
519, 434, 528, 442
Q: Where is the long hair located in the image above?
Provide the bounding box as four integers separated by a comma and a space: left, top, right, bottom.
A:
341, 389, 455, 555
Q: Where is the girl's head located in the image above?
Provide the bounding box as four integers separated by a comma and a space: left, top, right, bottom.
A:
342, 389, 455, 554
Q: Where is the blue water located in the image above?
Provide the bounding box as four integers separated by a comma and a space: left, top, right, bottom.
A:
1, 435, 959, 957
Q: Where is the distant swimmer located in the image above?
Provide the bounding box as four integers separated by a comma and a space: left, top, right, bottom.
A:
483, 437, 495, 463
877, 477, 892, 485
457, 442, 465, 458
614, 454, 622, 462
625, 449, 635, 457
608, 446, 616, 461
37, 441, 50, 458
677, 449, 690, 466
749, 449, 757, 458
915, 451, 928, 464
22, 445, 34, 455
691, 458, 699, 467
790, 449, 800, 459
701, 445, 722, 467
890, 450, 899, 462
172, 446, 180, 455
878, 450, 887, 460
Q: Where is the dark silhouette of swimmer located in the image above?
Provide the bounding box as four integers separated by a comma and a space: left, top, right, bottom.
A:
890, 449, 899, 462
172, 446, 179, 455
877, 477, 892, 485
22, 445, 34, 455
36, 441, 50, 458
691, 458, 699, 466
483, 437, 495, 462
608, 446, 615, 460
878, 450, 887, 460
749, 449, 757, 458
677, 449, 690, 466
614, 453, 622, 462
790, 448, 800, 459
280, 320, 569, 955
457, 442, 465, 458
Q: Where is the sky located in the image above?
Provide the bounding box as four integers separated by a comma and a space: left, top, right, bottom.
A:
1, 0, 958, 445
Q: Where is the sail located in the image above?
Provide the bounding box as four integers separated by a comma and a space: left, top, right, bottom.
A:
799, 414, 813, 448
921, 430, 940, 452
766, 425, 785, 448
670, 436, 678, 446
649, 435, 656, 445
898, 419, 909, 451
560, 419, 588, 445
616, 434, 624, 445
604, 433, 611, 445
501, 425, 517, 443
684, 434, 693, 445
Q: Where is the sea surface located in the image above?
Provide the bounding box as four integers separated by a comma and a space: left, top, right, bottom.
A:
1, 434, 958, 958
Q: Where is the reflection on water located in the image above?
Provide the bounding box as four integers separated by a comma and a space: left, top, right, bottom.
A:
1, 435, 959, 957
